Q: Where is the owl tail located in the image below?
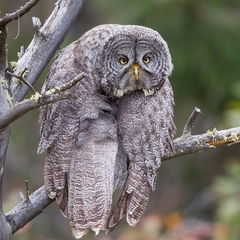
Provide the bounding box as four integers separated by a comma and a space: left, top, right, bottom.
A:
67, 138, 118, 239
106, 163, 151, 233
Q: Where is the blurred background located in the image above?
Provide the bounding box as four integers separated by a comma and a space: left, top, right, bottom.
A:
1, 0, 240, 239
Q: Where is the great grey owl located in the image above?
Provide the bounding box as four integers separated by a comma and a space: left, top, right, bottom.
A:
38, 24, 175, 239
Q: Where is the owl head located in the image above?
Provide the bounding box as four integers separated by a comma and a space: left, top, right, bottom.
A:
99, 25, 173, 97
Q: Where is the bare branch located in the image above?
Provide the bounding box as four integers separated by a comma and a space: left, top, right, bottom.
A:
182, 107, 202, 136
0, 0, 40, 26
10, 0, 85, 102
18, 46, 25, 59
26, 181, 30, 202
7, 70, 36, 94
32, 17, 42, 37
163, 126, 240, 161
0, 73, 85, 129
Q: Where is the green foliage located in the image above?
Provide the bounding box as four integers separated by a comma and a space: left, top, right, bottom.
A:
212, 161, 240, 239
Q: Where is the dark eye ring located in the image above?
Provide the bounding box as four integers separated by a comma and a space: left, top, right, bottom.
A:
119, 56, 128, 65
143, 55, 151, 64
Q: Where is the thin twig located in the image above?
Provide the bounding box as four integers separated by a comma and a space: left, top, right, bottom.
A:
25, 180, 30, 203
7, 70, 36, 94
0, 73, 85, 129
32, 17, 42, 37
182, 107, 202, 136
0, 0, 40, 26
18, 46, 25, 59
43, 72, 85, 96
13, 10, 20, 40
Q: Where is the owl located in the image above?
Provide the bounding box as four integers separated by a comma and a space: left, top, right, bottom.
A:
38, 24, 175, 239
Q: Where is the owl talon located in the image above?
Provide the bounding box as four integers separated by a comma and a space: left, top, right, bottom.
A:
72, 229, 88, 239
127, 214, 138, 227
48, 191, 56, 199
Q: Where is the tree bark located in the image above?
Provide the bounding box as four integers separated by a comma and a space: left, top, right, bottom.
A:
0, 16, 12, 240
10, 0, 85, 102
0, 126, 11, 240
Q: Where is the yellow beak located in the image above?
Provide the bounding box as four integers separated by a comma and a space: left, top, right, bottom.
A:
133, 64, 139, 81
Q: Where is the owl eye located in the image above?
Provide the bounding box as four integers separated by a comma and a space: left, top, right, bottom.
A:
119, 56, 128, 65
143, 55, 151, 64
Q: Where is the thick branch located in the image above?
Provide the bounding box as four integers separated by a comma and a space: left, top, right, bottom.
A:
0, 43, 12, 240
0, 0, 40, 26
0, 126, 12, 240
0, 73, 85, 129
10, 0, 85, 102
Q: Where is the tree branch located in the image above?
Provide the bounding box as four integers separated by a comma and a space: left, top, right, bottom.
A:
0, 0, 41, 26
162, 107, 240, 161
164, 126, 240, 161
182, 107, 202, 136
6, 186, 54, 234
7, 70, 36, 94
0, 73, 85, 129
10, 0, 85, 102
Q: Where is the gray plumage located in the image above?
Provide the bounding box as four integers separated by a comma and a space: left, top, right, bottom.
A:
38, 24, 175, 239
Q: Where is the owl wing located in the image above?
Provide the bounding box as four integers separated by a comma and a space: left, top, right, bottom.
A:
38, 46, 79, 202
106, 79, 175, 231
38, 45, 119, 238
